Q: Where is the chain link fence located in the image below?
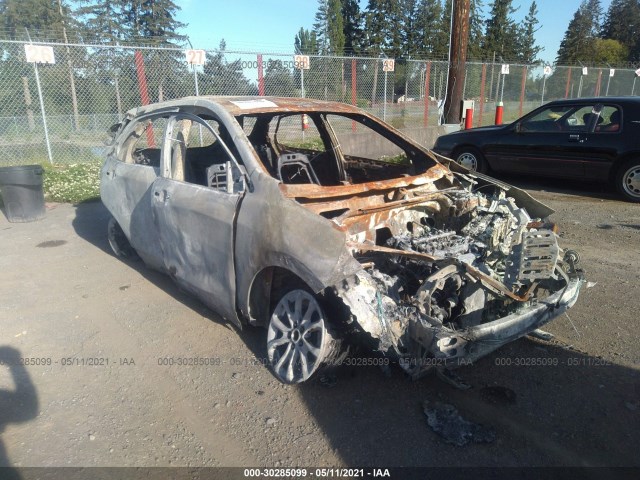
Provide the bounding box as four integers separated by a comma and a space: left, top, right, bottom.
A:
1, 39, 639, 166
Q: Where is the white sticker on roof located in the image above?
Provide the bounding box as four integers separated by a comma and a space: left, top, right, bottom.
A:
230, 99, 278, 109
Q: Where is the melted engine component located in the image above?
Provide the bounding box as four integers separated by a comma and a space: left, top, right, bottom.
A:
342, 191, 560, 340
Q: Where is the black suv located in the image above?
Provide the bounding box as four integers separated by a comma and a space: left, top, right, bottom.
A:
432, 97, 640, 202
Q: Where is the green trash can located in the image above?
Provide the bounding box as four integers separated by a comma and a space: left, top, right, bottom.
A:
0, 165, 46, 223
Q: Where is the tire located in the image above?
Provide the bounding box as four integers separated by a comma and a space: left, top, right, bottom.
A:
615, 160, 640, 203
453, 147, 487, 173
107, 216, 139, 259
267, 289, 337, 384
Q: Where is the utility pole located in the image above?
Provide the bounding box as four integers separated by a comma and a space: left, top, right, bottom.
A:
443, 0, 471, 124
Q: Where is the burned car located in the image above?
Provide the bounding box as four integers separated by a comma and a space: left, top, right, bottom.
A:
101, 96, 584, 384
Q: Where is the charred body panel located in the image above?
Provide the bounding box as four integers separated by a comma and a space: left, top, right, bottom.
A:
100, 96, 584, 384
322, 179, 583, 378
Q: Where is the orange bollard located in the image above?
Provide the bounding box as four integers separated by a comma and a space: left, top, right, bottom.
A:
495, 101, 504, 125
464, 108, 473, 129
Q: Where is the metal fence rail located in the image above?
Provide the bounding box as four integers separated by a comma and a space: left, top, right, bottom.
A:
1, 39, 638, 165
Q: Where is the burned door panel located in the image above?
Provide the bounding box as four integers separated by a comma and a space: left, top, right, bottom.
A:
234, 172, 362, 323
151, 177, 242, 326
100, 156, 164, 269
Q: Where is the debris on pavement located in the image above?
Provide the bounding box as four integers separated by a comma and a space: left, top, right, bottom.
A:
423, 400, 496, 446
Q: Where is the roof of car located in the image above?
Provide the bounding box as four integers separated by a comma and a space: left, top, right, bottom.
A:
547, 96, 640, 105
129, 96, 363, 117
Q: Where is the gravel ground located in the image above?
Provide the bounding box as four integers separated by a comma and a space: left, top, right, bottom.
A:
0, 178, 638, 470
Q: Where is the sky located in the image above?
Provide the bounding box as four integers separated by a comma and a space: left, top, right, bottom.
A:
178, 0, 614, 65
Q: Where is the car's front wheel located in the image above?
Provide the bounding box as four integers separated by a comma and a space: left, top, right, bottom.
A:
454, 147, 487, 173
615, 160, 640, 203
267, 289, 336, 384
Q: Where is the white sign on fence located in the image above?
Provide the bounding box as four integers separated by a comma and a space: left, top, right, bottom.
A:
543, 65, 552, 76
294, 55, 310, 69
185, 49, 206, 65
382, 59, 395, 72
636, 68, 640, 77
24, 45, 55, 64
582, 66, 588, 75
501, 64, 510, 75
609, 69, 615, 77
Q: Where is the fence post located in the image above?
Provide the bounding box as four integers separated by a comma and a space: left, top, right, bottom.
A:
478, 63, 486, 127
32, 62, 53, 165
595, 70, 602, 96
565, 68, 572, 99
351, 58, 357, 132
134, 51, 154, 147
257, 54, 265, 96
22, 77, 36, 131
423, 61, 431, 127
383, 69, 388, 121
519, 66, 527, 117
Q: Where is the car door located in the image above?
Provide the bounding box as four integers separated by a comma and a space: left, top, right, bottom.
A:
101, 115, 167, 270
581, 104, 623, 181
494, 104, 595, 178
151, 113, 246, 327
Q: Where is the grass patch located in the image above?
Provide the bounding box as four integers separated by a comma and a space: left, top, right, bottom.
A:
42, 160, 102, 204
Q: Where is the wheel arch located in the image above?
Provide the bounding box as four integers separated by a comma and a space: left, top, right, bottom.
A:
246, 266, 318, 327
608, 152, 640, 184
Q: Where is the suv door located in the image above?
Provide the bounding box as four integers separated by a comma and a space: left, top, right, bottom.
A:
151, 113, 246, 327
101, 115, 166, 269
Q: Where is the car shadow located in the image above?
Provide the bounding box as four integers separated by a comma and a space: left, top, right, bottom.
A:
294, 338, 640, 468
70, 201, 266, 354
0, 346, 39, 478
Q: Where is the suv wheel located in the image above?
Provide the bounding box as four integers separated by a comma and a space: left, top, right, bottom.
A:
267, 289, 336, 384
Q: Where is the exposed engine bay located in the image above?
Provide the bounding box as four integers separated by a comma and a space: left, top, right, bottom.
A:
328, 180, 582, 379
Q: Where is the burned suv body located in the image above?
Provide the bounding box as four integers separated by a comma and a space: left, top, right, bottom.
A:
101, 96, 583, 384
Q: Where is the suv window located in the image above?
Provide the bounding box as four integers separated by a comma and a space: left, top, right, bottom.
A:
118, 117, 167, 166
165, 115, 242, 190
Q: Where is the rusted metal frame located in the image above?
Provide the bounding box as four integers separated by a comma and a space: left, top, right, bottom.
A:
337, 189, 456, 220
279, 165, 451, 199
296, 184, 447, 216
346, 242, 535, 303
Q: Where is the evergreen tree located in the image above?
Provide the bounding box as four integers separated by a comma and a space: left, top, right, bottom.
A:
517, 1, 542, 63
434, 0, 452, 58
363, 0, 402, 56
201, 40, 257, 96
0, 0, 69, 41
342, 0, 364, 55
327, 0, 345, 55
74, 0, 127, 43
601, 0, 640, 61
556, 0, 603, 64
468, 0, 485, 59
363, 0, 385, 54
415, 0, 443, 56
294, 28, 319, 55
313, 0, 330, 53
402, 0, 420, 56
135, 0, 186, 45
263, 59, 296, 96
482, 0, 519, 61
